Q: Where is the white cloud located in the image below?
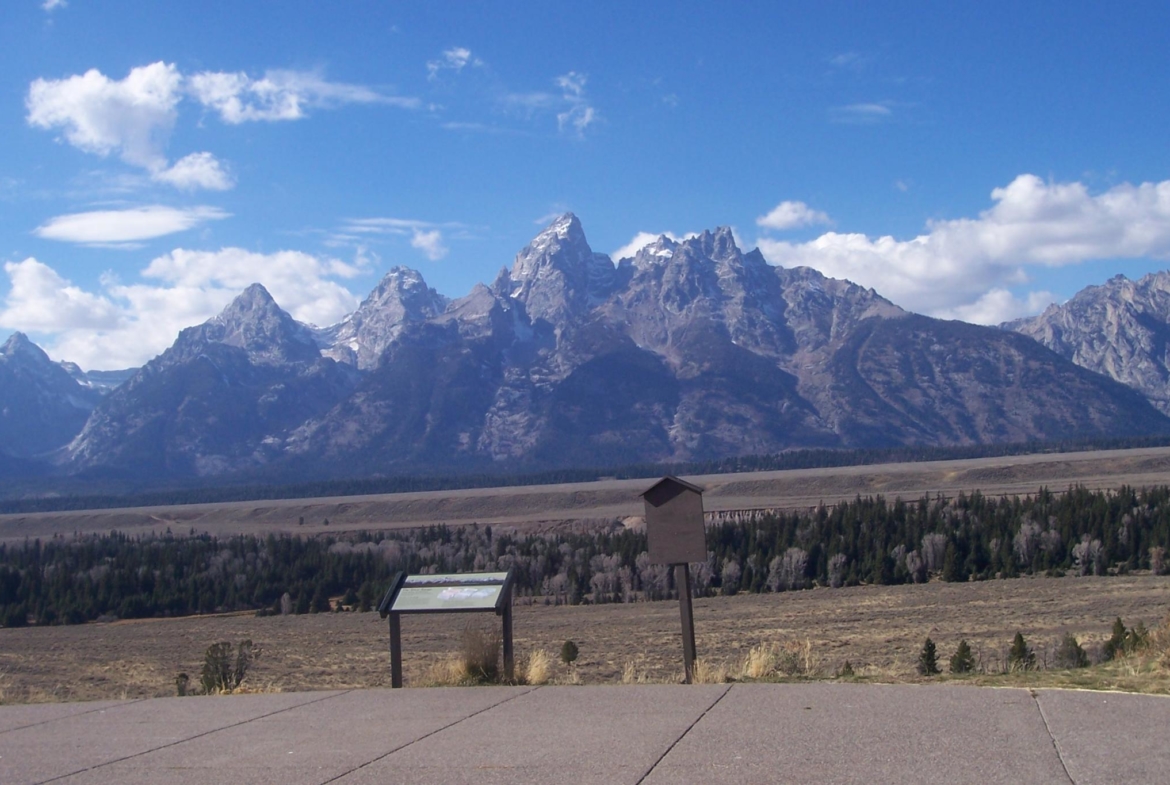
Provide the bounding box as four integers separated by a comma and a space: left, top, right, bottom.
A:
151, 152, 234, 191
27, 62, 182, 171
555, 72, 597, 136
612, 230, 699, 261
829, 102, 892, 124
188, 68, 416, 123
28, 62, 411, 191
42, 0, 67, 11
757, 201, 831, 231
410, 229, 448, 261
427, 47, 483, 80
941, 288, 1059, 325
34, 205, 230, 244
0, 259, 120, 332
756, 174, 1170, 323
0, 248, 367, 369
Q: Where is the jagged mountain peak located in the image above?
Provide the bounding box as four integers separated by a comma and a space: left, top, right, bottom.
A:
507, 213, 614, 325
1009, 267, 1170, 414
318, 266, 448, 369
173, 283, 320, 367
1, 331, 47, 363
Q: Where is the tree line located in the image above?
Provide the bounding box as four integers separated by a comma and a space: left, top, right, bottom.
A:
2, 483, 1168, 627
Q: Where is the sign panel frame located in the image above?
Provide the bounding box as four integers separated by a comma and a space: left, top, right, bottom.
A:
377, 568, 515, 687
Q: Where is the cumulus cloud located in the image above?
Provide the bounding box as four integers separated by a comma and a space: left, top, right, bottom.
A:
756, 174, 1170, 324
34, 205, 229, 245
27, 62, 412, 191
757, 201, 831, 230
0, 248, 366, 369
427, 47, 482, 80
151, 152, 233, 191
612, 230, 699, 261
27, 62, 182, 171
188, 68, 416, 123
410, 229, 448, 261
0, 259, 120, 332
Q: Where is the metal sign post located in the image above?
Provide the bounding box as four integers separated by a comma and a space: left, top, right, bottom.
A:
378, 569, 515, 688
641, 476, 706, 684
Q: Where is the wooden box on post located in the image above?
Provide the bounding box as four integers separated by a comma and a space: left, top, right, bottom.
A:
643, 476, 706, 565
641, 476, 705, 683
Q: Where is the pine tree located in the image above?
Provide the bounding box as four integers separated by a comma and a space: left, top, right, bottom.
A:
1053, 633, 1089, 669
1103, 617, 1127, 660
917, 637, 940, 676
949, 639, 975, 674
1008, 632, 1036, 672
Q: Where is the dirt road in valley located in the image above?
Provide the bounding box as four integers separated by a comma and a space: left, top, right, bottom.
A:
3, 446, 1170, 542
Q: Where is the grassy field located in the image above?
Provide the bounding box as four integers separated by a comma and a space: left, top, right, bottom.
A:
5, 445, 1170, 543
2, 575, 1168, 704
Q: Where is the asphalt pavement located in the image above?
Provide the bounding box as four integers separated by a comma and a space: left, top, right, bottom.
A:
1, 683, 1166, 784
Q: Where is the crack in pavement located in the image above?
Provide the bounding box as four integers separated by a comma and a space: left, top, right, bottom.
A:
34, 690, 353, 785
318, 686, 538, 784
0, 699, 147, 737
635, 684, 733, 785
1030, 689, 1075, 784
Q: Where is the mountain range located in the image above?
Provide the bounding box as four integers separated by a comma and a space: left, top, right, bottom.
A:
4, 214, 1170, 484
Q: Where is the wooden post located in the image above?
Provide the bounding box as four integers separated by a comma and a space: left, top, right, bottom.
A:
502, 589, 514, 682
675, 562, 697, 684
389, 613, 403, 688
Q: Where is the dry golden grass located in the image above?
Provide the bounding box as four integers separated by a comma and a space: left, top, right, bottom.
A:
691, 658, 729, 684
523, 649, 552, 685
1, 575, 1168, 702
422, 655, 470, 687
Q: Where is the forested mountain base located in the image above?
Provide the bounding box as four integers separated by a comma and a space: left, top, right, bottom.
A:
2, 485, 1169, 628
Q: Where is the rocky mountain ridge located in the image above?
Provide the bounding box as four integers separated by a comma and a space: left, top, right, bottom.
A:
0, 332, 102, 457
6, 214, 1170, 482
1008, 270, 1170, 414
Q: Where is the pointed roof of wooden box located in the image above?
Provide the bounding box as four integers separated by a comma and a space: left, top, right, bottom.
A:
640, 475, 704, 497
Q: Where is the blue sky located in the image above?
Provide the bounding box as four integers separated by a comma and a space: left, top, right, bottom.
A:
3, 1, 1170, 369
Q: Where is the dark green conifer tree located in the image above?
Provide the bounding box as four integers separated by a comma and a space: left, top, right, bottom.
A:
949, 639, 975, 674
917, 637, 940, 676
1008, 632, 1036, 672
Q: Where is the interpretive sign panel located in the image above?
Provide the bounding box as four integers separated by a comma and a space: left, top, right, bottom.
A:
388, 573, 507, 617
377, 569, 515, 687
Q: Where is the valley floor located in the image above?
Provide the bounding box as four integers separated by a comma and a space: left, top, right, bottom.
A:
2, 574, 1167, 703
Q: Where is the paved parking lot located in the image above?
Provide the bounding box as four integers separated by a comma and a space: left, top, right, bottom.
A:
1, 684, 1166, 784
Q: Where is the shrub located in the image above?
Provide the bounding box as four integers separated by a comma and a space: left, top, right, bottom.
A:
917, 638, 940, 676
1008, 632, 1036, 672
1103, 617, 1148, 661
461, 625, 501, 683
560, 640, 579, 665
949, 639, 975, 674
175, 672, 190, 697
200, 640, 257, 694
836, 661, 855, 678
1053, 633, 1089, 669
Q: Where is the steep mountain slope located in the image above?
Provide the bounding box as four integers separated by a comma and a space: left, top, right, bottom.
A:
19, 215, 1170, 483
66, 285, 359, 477
0, 333, 102, 457
284, 215, 1170, 474
1008, 271, 1170, 414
